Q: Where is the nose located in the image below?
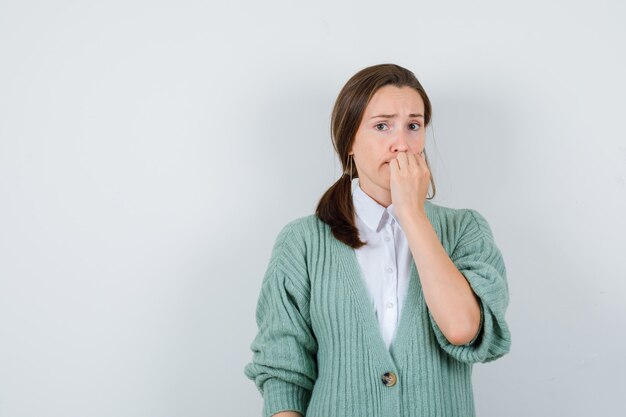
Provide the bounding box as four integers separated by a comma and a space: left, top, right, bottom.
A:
392, 130, 410, 152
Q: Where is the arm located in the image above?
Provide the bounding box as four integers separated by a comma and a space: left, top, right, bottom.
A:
417, 208, 511, 363
244, 223, 318, 416
402, 212, 482, 345
389, 152, 510, 363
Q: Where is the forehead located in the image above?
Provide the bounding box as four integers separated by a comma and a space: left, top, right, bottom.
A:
365, 85, 424, 113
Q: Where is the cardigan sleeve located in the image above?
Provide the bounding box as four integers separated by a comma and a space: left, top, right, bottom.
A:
427, 208, 512, 364
244, 223, 318, 417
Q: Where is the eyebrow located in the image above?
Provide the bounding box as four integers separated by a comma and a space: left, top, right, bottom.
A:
369, 113, 424, 119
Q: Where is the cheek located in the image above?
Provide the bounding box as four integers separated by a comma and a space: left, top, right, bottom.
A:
410, 134, 425, 146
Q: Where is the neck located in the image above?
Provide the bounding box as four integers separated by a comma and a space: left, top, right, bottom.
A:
357, 177, 391, 208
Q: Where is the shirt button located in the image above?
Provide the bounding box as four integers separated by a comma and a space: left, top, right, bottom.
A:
386, 267, 393, 273
386, 302, 394, 308
384, 235, 391, 242
381, 371, 397, 387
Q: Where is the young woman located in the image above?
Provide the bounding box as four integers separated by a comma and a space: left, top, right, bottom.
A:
244, 63, 512, 417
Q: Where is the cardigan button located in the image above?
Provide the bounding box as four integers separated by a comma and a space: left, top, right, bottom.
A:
381, 371, 397, 387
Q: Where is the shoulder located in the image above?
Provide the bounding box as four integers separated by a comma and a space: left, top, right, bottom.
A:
424, 200, 495, 240
268, 214, 327, 277
274, 214, 328, 248
279, 213, 327, 234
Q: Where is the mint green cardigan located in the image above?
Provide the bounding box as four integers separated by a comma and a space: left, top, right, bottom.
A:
244, 200, 512, 417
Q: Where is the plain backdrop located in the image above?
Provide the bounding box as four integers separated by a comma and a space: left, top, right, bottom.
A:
1, 0, 625, 416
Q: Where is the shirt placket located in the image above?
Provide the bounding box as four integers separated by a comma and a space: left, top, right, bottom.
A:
381, 213, 399, 347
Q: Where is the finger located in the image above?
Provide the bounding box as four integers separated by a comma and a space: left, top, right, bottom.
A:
403, 152, 413, 171
415, 149, 425, 165
412, 151, 423, 169
418, 150, 429, 173
395, 151, 407, 170
389, 158, 399, 177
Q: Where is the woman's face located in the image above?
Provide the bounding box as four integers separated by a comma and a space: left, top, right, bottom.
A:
349, 85, 426, 204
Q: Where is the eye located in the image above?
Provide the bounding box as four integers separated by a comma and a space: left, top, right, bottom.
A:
374, 123, 388, 131
409, 123, 421, 131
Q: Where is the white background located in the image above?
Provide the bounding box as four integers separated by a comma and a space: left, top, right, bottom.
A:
1, 1, 624, 416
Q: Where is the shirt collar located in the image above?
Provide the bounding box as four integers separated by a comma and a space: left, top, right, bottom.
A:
351, 178, 403, 233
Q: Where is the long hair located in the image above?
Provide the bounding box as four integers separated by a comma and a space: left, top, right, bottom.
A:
315, 63, 437, 249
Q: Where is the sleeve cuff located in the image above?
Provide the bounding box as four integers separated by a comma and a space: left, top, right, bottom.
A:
463, 299, 484, 346
262, 378, 312, 417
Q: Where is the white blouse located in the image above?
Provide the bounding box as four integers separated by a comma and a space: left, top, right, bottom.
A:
351, 178, 413, 351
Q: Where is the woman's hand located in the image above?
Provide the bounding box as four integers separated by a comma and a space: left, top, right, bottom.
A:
389, 150, 430, 223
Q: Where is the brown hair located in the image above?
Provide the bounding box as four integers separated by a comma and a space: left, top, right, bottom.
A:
315, 63, 437, 249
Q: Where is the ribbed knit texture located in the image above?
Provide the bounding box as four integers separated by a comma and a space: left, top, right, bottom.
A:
244, 200, 512, 417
